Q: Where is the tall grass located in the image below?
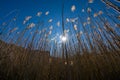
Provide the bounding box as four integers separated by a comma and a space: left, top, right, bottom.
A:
0, 0, 120, 80
0, 42, 120, 80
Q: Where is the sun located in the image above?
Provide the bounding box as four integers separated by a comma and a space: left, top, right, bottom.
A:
60, 35, 67, 42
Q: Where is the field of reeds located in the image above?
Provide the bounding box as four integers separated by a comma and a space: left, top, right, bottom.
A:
0, 0, 120, 80
0, 39, 120, 80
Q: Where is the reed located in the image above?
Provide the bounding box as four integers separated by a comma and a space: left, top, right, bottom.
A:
0, 0, 120, 80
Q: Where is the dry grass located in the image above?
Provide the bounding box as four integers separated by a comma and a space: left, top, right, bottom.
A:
0, 40, 120, 80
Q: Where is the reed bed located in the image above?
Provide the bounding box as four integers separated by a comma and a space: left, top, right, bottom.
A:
0, 0, 120, 80
0, 42, 120, 80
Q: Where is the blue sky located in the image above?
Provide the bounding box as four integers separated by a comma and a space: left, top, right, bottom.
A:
0, 0, 120, 53
0, 0, 119, 25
